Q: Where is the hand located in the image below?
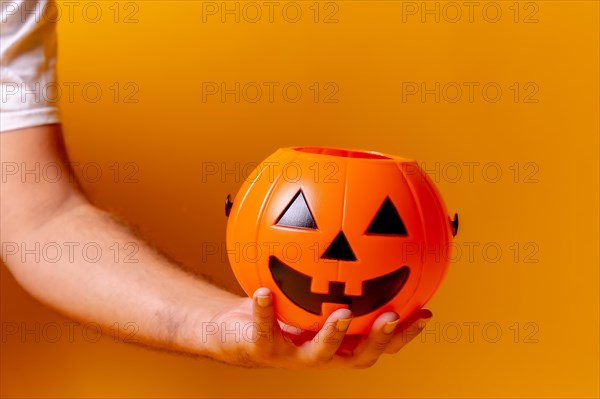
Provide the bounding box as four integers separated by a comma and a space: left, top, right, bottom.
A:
200, 288, 432, 369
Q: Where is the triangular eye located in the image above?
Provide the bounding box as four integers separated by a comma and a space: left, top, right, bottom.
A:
275, 190, 317, 229
366, 197, 407, 235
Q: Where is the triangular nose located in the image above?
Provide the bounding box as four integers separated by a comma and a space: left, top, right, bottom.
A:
321, 231, 357, 261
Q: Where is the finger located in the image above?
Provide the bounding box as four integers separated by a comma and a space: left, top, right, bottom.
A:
385, 310, 432, 354
252, 288, 278, 351
299, 308, 352, 365
351, 312, 400, 368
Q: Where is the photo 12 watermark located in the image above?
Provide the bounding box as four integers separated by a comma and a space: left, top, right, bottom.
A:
1, 81, 140, 105
1, 241, 140, 265
1, 321, 139, 344
418, 320, 539, 344
200, 1, 340, 24
400, 2, 540, 24
1, 161, 140, 184
1, 1, 140, 24
401, 81, 540, 104
201, 81, 339, 104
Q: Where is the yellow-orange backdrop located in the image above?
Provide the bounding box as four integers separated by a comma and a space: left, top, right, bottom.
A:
1, 1, 598, 397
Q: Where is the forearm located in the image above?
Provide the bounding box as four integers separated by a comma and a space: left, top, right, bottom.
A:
0, 126, 240, 357
2, 201, 240, 355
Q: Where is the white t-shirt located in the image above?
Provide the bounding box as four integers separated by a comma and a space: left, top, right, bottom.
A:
1, 0, 60, 132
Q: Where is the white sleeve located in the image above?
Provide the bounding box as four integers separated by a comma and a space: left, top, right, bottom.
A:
1, 0, 60, 132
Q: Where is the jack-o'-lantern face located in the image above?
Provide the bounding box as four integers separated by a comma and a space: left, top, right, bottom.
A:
269, 191, 411, 317
226, 147, 456, 335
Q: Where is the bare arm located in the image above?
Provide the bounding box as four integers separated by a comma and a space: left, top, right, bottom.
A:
0, 124, 240, 355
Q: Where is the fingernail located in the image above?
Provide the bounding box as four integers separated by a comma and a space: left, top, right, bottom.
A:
419, 309, 433, 320
336, 318, 352, 332
383, 319, 400, 334
420, 313, 433, 323
256, 295, 271, 307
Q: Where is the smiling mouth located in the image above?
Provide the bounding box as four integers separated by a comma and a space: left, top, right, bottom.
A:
268, 256, 410, 316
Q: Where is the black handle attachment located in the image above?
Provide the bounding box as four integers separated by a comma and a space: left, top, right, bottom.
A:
450, 213, 459, 237
225, 194, 233, 217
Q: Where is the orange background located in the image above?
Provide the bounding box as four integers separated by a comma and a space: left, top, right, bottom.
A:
1, 1, 599, 397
